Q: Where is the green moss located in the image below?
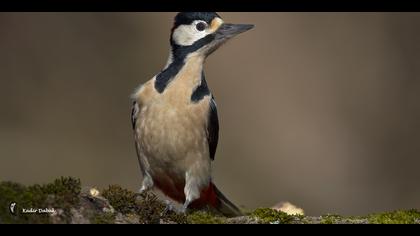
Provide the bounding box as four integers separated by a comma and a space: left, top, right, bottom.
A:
102, 185, 137, 214
251, 208, 295, 224
3, 178, 419, 224
318, 210, 420, 224
135, 191, 167, 224
0, 177, 81, 224
293, 214, 310, 224
101, 185, 187, 224
164, 210, 188, 224
320, 214, 342, 224
90, 212, 116, 224
186, 210, 226, 224
367, 209, 420, 224
99, 185, 227, 224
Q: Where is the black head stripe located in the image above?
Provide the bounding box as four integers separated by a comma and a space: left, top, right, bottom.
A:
171, 33, 215, 60
155, 59, 184, 93
174, 12, 220, 27
155, 12, 219, 94
156, 34, 215, 93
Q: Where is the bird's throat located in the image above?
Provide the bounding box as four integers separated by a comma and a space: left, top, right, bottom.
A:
176, 55, 204, 86
155, 53, 205, 96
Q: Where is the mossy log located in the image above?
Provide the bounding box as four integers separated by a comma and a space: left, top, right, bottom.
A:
1, 177, 419, 224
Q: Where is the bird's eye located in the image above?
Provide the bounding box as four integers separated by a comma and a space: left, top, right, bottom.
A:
196, 22, 207, 31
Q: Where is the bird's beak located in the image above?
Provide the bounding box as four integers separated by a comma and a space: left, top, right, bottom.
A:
204, 23, 254, 56
215, 23, 254, 41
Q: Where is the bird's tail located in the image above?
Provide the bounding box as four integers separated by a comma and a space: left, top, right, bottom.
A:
210, 183, 242, 217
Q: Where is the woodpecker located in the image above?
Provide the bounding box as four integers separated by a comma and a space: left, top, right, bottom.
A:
131, 12, 253, 217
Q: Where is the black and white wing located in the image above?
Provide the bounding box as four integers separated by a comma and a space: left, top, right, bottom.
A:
131, 101, 144, 165
131, 101, 139, 130
207, 96, 219, 161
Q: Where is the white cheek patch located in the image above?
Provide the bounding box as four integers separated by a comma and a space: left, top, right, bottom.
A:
172, 21, 210, 46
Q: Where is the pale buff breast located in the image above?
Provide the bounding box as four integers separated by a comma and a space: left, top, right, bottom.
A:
133, 56, 212, 188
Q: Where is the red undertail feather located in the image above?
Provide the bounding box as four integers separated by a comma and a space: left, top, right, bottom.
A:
191, 182, 242, 217
156, 179, 242, 217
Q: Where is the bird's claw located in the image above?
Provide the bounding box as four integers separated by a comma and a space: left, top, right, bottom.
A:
135, 187, 150, 200
161, 200, 178, 216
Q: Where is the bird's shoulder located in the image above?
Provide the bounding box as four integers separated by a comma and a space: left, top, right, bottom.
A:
130, 77, 159, 130
131, 77, 159, 104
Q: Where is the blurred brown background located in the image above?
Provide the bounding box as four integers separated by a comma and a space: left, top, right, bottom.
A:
1, 12, 419, 216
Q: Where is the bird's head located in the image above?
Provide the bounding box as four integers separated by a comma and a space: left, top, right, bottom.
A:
169, 12, 254, 60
